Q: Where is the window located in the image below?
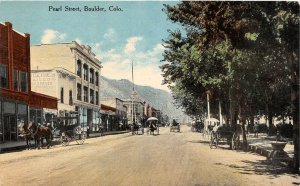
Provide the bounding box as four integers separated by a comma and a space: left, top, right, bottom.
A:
69, 90, 73, 105
84, 86, 88, 102
96, 91, 99, 105
90, 89, 94, 104
90, 68, 94, 84
95, 72, 99, 86
20, 71, 27, 92
77, 83, 82, 101
77, 60, 82, 77
83, 64, 88, 81
0, 64, 8, 88
14, 70, 18, 91
60, 87, 64, 103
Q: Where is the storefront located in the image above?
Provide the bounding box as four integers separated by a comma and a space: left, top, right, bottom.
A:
76, 106, 101, 132
0, 22, 58, 143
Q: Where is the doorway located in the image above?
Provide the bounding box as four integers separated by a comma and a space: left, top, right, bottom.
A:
3, 115, 17, 141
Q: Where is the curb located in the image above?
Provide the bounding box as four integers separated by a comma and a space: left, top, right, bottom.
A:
0, 131, 129, 153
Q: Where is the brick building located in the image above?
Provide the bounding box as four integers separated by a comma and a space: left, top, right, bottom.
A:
0, 22, 57, 143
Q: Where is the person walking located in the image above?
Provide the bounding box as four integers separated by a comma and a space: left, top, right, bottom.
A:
254, 122, 259, 137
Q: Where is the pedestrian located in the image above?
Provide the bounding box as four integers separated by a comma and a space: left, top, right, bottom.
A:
254, 122, 259, 137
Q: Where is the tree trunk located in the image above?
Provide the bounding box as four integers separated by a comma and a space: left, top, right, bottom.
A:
239, 96, 248, 151
286, 52, 299, 174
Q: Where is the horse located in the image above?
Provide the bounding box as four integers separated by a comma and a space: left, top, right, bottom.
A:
28, 122, 53, 149
18, 121, 35, 150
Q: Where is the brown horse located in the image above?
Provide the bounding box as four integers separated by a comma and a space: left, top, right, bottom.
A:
18, 121, 35, 150
28, 122, 53, 149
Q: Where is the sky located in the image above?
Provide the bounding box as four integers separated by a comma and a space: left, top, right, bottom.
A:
0, 1, 180, 92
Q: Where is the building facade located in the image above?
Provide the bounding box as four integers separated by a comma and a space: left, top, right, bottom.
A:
0, 22, 57, 143
100, 97, 128, 131
31, 68, 77, 126
30, 42, 102, 130
123, 91, 145, 125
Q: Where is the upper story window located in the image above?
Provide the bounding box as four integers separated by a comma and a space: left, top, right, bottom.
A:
95, 72, 99, 86
20, 71, 28, 92
69, 90, 73, 105
77, 60, 82, 77
60, 87, 64, 103
77, 83, 82, 101
90, 68, 94, 84
83, 64, 88, 81
95, 91, 99, 105
90, 89, 94, 104
0, 64, 8, 88
84, 86, 88, 102
14, 70, 19, 91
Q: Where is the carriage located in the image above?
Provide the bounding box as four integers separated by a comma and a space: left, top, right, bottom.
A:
131, 123, 144, 135
146, 117, 159, 135
170, 119, 180, 132
53, 116, 86, 146
209, 125, 240, 150
59, 124, 86, 146
203, 118, 219, 138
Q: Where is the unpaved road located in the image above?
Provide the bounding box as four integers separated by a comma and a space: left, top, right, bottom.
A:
0, 125, 299, 186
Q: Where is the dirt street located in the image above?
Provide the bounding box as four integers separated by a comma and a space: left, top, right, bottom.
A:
0, 125, 299, 186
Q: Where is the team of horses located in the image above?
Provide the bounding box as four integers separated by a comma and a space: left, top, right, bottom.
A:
18, 121, 53, 149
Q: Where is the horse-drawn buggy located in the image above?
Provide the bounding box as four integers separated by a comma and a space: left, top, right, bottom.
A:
209, 125, 240, 150
146, 117, 159, 135
131, 122, 144, 135
170, 119, 180, 132
191, 121, 204, 132
53, 116, 86, 146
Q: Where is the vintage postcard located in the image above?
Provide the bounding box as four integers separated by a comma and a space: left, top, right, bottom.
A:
0, 1, 299, 185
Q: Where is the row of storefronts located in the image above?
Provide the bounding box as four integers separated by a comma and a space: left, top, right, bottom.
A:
0, 22, 164, 143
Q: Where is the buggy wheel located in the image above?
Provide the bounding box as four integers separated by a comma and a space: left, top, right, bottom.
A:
61, 133, 70, 146
76, 132, 86, 145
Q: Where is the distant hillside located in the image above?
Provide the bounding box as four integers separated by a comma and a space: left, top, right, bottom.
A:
100, 76, 184, 120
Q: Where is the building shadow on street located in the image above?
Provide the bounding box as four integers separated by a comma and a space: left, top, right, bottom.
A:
215, 159, 298, 179
187, 140, 210, 145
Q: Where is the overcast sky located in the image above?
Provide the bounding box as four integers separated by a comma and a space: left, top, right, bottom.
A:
0, 1, 180, 92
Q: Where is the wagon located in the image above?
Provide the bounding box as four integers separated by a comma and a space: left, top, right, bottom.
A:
53, 115, 86, 146
60, 124, 86, 146
131, 123, 144, 135
209, 125, 240, 150
170, 124, 180, 132
147, 117, 159, 135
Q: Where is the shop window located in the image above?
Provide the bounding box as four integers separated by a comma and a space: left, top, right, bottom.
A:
0, 100, 2, 142
20, 71, 28, 92
90, 89, 94, 104
17, 104, 27, 139
0, 64, 8, 88
83, 64, 88, 81
60, 87, 64, 103
77, 60, 82, 77
77, 83, 82, 101
3, 102, 15, 114
95, 72, 99, 86
13, 70, 19, 91
84, 86, 88, 102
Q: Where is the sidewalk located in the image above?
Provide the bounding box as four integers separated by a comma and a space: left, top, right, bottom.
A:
246, 133, 294, 166
0, 130, 129, 153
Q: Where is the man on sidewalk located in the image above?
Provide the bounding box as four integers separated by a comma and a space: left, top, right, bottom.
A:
254, 122, 259, 137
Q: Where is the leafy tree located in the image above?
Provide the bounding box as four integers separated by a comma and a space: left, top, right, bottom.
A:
162, 2, 299, 171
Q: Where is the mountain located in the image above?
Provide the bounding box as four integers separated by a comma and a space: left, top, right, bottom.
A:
100, 76, 184, 120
